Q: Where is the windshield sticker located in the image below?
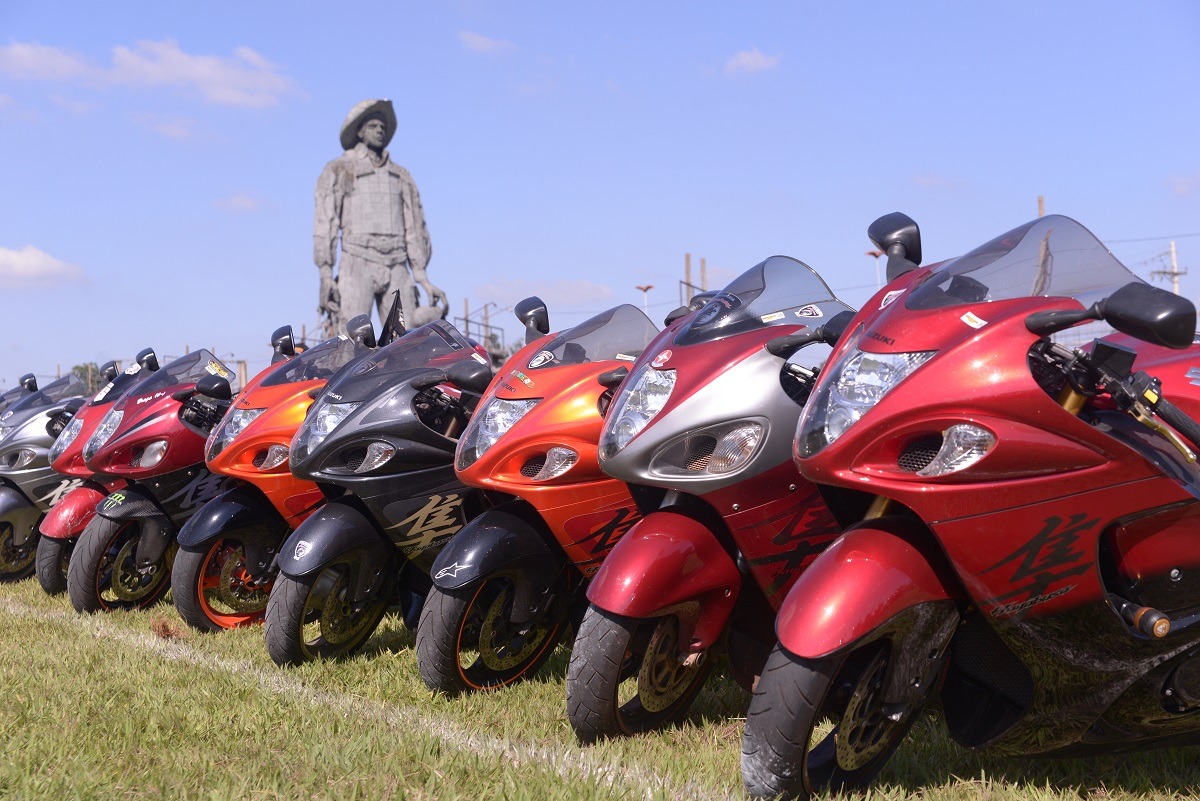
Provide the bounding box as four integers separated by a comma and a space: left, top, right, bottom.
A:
123, 364, 142, 375
136, 391, 168, 405
961, 311, 988, 329
512, 370, 535, 389
1187, 367, 1200, 387
796, 305, 824, 318
693, 292, 741, 326
760, 312, 785, 323
880, 290, 904, 309
353, 360, 376, 376
528, 351, 555, 369
205, 360, 230, 378
472, 352, 488, 364
652, 349, 673, 369
615, 353, 637, 362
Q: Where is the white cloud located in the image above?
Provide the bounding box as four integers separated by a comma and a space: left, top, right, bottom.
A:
1168, 171, 1200, 197
51, 94, 98, 114
472, 278, 614, 309
0, 39, 293, 107
0, 245, 85, 286
214, 192, 262, 213
458, 31, 515, 54
133, 113, 196, 139
724, 46, 781, 76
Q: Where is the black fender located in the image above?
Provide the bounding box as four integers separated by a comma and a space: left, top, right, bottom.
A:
94, 484, 174, 569
429, 505, 567, 624
0, 483, 40, 547
176, 485, 289, 578
278, 498, 392, 596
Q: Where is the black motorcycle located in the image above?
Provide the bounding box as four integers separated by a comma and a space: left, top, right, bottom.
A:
264, 318, 496, 665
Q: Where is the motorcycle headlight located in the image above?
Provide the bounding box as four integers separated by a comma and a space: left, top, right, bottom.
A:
530, 446, 578, 481
11, 448, 38, 470
207, 407, 265, 461
599, 364, 676, 462
50, 415, 85, 463
648, 420, 765, 478
917, 423, 996, 477
292, 401, 360, 462
456, 397, 540, 471
797, 343, 935, 457
84, 408, 123, 462
256, 443, 290, 471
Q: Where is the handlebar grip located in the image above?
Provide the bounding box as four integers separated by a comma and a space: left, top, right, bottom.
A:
1157, 398, 1200, 452
1025, 308, 1092, 336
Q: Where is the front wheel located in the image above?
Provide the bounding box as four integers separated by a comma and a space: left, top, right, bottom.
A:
415, 577, 566, 695
741, 642, 919, 800
566, 605, 712, 742
67, 516, 176, 613
173, 538, 276, 632
0, 519, 39, 582
264, 554, 392, 666
35, 535, 74, 595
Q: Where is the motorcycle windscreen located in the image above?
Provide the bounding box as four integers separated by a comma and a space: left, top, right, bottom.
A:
321, 320, 476, 402
2, 373, 86, 415
257, 335, 373, 388
127, 349, 238, 398
523, 304, 659, 370
905, 215, 1142, 312
673, 255, 850, 347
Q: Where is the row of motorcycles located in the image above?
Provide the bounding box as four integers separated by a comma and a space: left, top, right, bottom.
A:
4, 211, 1200, 797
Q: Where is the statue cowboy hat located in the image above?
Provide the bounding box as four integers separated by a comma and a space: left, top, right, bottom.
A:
339, 99, 397, 151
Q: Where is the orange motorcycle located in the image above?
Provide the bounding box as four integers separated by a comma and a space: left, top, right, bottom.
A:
172, 326, 375, 630
414, 300, 660, 693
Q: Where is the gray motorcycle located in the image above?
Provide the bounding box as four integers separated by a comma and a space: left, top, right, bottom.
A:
0, 373, 88, 580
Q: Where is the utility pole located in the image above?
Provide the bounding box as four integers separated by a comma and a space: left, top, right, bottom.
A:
1038, 195, 1045, 218
635, 284, 654, 314
684, 254, 693, 302
700, 258, 707, 291
1150, 241, 1187, 296
866, 250, 884, 290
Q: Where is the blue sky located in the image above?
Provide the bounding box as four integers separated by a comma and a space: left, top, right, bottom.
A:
2, 1, 1198, 383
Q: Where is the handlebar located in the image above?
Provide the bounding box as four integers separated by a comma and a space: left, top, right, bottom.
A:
1155, 398, 1200, 454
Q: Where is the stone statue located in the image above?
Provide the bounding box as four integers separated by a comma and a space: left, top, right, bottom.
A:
314, 99, 447, 337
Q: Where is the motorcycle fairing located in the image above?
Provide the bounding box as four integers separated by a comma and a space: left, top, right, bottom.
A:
278, 497, 392, 599
38, 479, 113, 539
176, 485, 289, 580
96, 483, 169, 522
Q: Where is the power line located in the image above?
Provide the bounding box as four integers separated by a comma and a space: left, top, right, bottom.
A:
1107, 231, 1200, 244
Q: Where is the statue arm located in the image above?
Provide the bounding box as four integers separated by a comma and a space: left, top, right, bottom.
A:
401, 171, 443, 306
313, 162, 342, 272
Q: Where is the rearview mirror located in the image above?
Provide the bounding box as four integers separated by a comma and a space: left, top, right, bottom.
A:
19, 373, 37, 392
663, 306, 691, 325
1103, 282, 1196, 350
99, 361, 119, 383
515, 296, 550, 345
270, 325, 296, 364
136, 348, 160, 372
445, 359, 494, 395
195, 374, 232, 401
346, 314, 377, 348
868, 212, 922, 282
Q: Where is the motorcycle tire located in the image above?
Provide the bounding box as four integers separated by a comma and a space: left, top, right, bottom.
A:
741, 641, 917, 800
67, 516, 175, 613
566, 604, 712, 743
264, 556, 391, 666
0, 520, 38, 582
35, 535, 74, 595
415, 577, 565, 695
173, 538, 274, 632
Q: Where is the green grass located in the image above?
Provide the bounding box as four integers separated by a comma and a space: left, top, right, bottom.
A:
1, 578, 1199, 800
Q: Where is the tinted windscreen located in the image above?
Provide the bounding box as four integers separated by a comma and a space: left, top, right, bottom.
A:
526, 304, 659, 368
135, 349, 235, 395
4, 374, 85, 414
907, 215, 1141, 311
353, 320, 468, 374
261, 336, 372, 387
675, 256, 848, 346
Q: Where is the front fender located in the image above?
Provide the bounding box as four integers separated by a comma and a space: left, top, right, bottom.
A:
95, 484, 169, 523
775, 516, 965, 659
278, 498, 391, 580
0, 483, 40, 546
585, 509, 739, 650
39, 479, 110, 540
177, 485, 289, 550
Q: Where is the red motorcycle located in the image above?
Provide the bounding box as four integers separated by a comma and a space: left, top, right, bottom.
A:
37, 350, 159, 594
742, 213, 1200, 798
67, 350, 236, 613
565, 256, 854, 740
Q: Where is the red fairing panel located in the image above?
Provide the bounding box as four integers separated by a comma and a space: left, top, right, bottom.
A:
775, 517, 965, 659
585, 510, 740, 650
38, 480, 110, 539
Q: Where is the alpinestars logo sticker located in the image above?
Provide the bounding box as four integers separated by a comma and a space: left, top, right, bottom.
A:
434, 561, 470, 580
